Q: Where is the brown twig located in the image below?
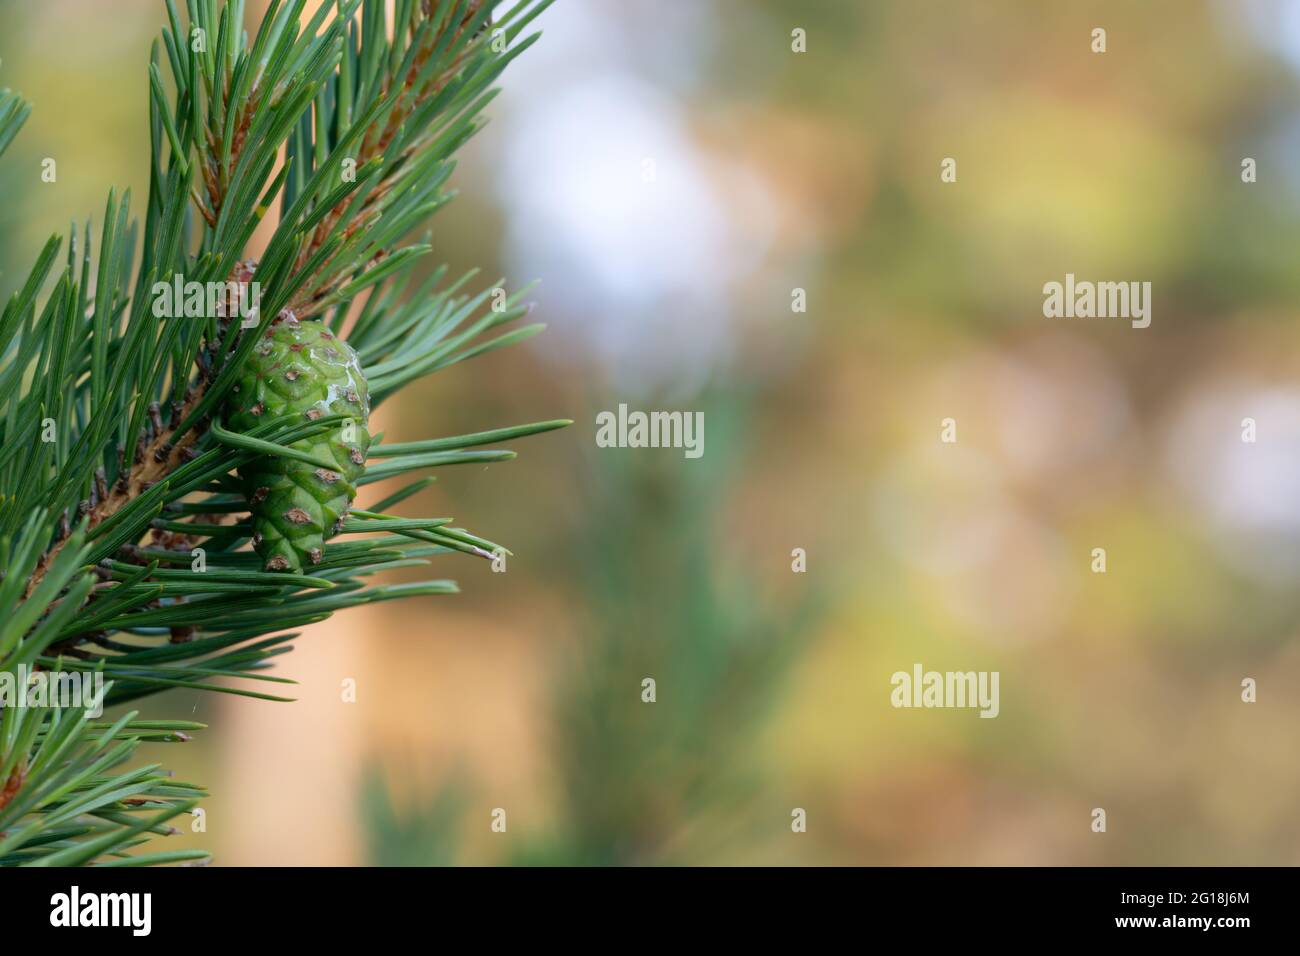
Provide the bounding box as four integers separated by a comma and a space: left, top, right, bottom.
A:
22, 393, 210, 600
0, 761, 26, 814
285, 2, 483, 319
23, 255, 263, 602
198, 80, 260, 223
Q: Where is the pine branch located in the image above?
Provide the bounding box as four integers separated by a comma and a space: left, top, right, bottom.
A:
0, 0, 561, 865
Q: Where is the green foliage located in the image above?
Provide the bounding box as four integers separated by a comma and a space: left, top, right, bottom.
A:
362, 766, 466, 866
0, 0, 561, 865
365, 397, 824, 866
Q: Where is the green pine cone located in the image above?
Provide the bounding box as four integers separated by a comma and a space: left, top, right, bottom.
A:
224, 316, 371, 572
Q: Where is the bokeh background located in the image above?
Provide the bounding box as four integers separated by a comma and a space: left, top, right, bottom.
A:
2, 0, 1300, 865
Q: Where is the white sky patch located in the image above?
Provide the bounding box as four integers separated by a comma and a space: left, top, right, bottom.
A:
492, 0, 777, 395
1165, 384, 1300, 583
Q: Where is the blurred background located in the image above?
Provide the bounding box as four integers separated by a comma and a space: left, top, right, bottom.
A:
2, 0, 1300, 865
